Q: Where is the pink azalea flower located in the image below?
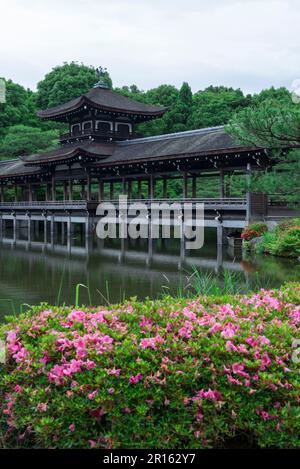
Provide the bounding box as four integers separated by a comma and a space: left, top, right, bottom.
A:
208, 323, 222, 334
88, 390, 98, 400
36, 403, 48, 412
106, 368, 121, 377
226, 341, 237, 352
129, 373, 143, 384
232, 363, 249, 378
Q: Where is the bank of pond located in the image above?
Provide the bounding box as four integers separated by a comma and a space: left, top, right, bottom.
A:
242, 218, 300, 259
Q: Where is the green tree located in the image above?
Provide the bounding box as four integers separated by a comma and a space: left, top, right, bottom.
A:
145, 84, 179, 108
191, 86, 251, 129
36, 62, 112, 109
0, 125, 58, 159
163, 82, 194, 133
227, 90, 300, 205
0, 80, 39, 136
139, 84, 180, 136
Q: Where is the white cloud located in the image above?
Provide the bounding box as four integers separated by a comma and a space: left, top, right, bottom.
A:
0, 0, 299, 94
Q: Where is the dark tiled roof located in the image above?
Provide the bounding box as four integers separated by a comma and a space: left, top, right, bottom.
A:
37, 87, 167, 119
21, 142, 116, 166
0, 159, 41, 178
0, 127, 258, 179
98, 126, 254, 165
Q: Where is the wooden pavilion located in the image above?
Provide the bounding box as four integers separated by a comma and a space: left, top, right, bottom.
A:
0, 81, 272, 244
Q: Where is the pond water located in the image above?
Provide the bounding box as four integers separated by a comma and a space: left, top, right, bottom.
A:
0, 228, 299, 320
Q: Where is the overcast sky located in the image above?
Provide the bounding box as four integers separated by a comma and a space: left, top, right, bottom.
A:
0, 0, 299, 94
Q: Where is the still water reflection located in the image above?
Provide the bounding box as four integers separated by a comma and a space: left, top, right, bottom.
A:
0, 228, 299, 319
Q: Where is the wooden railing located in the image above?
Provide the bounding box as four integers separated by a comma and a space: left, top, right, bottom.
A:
0, 198, 247, 211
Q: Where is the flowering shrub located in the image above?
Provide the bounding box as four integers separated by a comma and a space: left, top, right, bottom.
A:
241, 223, 268, 241
0, 284, 300, 449
257, 218, 300, 258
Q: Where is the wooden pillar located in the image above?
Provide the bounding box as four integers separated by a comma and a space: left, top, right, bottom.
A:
217, 223, 224, 246
192, 175, 197, 198
68, 179, 73, 201
50, 215, 56, 240
28, 217, 33, 242
51, 176, 56, 201
32, 185, 37, 202
183, 172, 188, 199
149, 175, 155, 200
121, 177, 126, 195
98, 179, 104, 201
86, 175, 91, 200
63, 182, 68, 201
14, 186, 18, 202
127, 180, 132, 200
28, 184, 33, 202
13, 216, 17, 242
246, 163, 252, 190
44, 218, 47, 244
45, 183, 50, 201
220, 169, 225, 198
163, 178, 167, 199
110, 182, 114, 200
137, 180, 142, 199
0, 185, 4, 203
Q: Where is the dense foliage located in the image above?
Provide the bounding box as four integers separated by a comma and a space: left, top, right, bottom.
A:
256, 219, 300, 258
228, 88, 300, 206
241, 223, 268, 242
36, 63, 112, 109
0, 125, 58, 158
0, 80, 39, 137
0, 284, 299, 449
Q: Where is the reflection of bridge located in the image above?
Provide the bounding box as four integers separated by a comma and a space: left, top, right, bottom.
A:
0, 235, 245, 273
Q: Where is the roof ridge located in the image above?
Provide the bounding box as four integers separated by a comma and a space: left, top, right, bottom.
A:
117, 126, 225, 146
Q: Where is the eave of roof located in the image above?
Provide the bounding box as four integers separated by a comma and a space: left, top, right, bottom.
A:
20, 142, 116, 166
37, 87, 167, 120
0, 159, 43, 179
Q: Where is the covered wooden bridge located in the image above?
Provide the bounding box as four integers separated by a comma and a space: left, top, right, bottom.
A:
0, 81, 275, 245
